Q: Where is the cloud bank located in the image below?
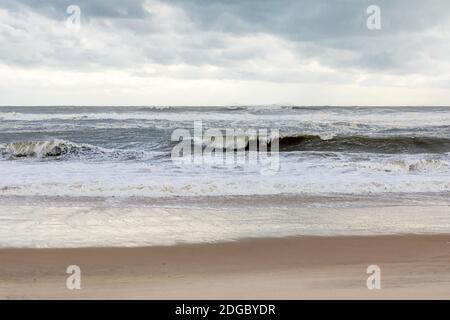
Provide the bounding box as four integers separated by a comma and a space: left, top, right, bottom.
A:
1, 0, 450, 105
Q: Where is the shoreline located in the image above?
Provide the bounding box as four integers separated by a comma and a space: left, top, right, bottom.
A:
1, 204, 449, 248
1, 234, 449, 299
1, 192, 449, 207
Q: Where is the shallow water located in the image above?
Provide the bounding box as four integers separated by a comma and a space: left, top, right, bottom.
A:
1, 106, 450, 198
1, 106, 449, 247
0, 204, 449, 248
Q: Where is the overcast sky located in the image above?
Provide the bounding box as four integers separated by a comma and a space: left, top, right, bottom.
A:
1, 0, 450, 106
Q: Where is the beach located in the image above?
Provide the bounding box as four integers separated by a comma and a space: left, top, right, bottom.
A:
1, 106, 450, 299
3, 0, 450, 304
1, 234, 449, 299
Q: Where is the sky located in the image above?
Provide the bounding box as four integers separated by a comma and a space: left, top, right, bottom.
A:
1, 0, 450, 106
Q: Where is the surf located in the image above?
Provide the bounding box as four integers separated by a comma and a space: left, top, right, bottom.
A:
276, 134, 450, 154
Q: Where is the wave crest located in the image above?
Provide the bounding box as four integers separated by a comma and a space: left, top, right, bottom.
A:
277, 134, 450, 153
174, 133, 450, 154
0, 140, 94, 159
0, 139, 150, 161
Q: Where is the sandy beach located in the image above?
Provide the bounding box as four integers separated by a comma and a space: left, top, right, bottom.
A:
1, 234, 449, 299
3, 0, 450, 304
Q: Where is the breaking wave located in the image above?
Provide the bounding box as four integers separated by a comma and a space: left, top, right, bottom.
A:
277, 134, 450, 154
183, 133, 450, 154
0, 139, 148, 161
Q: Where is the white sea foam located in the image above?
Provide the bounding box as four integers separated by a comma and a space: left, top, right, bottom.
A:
0, 153, 449, 198
2, 109, 450, 128
1, 205, 449, 248
1, 139, 83, 158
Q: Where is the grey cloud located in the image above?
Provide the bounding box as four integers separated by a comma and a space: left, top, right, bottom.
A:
0, 0, 149, 19
170, 0, 450, 38
166, 0, 450, 73
1, 0, 450, 82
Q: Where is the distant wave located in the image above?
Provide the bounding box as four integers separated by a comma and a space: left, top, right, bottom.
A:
2, 107, 450, 129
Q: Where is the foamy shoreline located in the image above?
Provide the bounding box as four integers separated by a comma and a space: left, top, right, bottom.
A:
0, 202, 449, 248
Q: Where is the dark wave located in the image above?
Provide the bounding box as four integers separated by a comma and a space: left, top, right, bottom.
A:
277, 135, 450, 153
172, 134, 450, 154
3, 135, 450, 162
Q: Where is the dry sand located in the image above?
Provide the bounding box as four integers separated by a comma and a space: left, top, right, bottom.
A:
1, 234, 449, 299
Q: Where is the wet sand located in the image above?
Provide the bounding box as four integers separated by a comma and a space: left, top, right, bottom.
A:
1, 234, 449, 299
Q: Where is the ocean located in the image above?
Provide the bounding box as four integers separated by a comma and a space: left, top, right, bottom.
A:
0, 106, 449, 247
